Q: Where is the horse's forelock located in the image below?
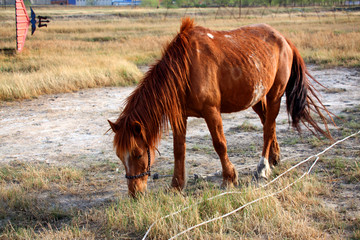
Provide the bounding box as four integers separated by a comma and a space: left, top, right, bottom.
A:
113, 118, 137, 157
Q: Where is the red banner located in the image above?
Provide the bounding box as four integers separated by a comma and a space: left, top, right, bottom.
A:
15, 0, 30, 52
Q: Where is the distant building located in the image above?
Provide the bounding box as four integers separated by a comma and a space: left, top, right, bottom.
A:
94, 0, 112, 5
112, 0, 141, 6
32, 0, 51, 4
2, 0, 15, 5
51, 0, 113, 5
50, 0, 68, 4
345, 0, 360, 4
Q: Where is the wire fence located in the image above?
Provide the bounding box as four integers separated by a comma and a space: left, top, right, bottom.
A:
142, 130, 360, 240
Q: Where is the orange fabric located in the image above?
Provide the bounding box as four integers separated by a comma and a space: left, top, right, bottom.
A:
15, 0, 30, 52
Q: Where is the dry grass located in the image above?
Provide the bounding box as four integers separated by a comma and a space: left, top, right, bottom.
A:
0, 161, 84, 238
0, 163, 351, 239
0, 161, 358, 238
0, 55, 141, 100
1, 7, 359, 101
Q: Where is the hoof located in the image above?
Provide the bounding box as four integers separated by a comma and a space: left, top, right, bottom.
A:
256, 157, 271, 179
252, 171, 268, 187
221, 179, 235, 189
253, 170, 267, 181
269, 141, 280, 166
269, 152, 281, 166
171, 177, 186, 191
221, 167, 239, 188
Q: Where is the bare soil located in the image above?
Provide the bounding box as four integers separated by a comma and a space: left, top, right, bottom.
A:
0, 67, 359, 232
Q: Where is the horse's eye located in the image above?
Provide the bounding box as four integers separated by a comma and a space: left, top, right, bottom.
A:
137, 155, 142, 160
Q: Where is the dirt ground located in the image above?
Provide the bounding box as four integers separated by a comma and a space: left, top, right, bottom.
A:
1, 67, 359, 225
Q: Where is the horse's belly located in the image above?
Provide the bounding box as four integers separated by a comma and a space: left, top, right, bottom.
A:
220, 81, 267, 113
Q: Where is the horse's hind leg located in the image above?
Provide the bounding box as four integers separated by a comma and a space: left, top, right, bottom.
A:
203, 106, 239, 187
252, 101, 280, 167
254, 98, 281, 180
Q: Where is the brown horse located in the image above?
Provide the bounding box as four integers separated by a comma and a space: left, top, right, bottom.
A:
108, 18, 331, 197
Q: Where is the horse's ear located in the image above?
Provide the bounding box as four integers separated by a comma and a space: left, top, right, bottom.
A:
108, 120, 119, 132
131, 121, 143, 136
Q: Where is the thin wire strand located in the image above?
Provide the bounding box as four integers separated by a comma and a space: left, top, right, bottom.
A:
168, 130, 359, 239
142, 154, 302, 240
142, 130, 359, 240
169, 156, 323, 240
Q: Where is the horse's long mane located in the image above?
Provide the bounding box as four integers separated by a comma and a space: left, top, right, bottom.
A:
113, 18, 194, 155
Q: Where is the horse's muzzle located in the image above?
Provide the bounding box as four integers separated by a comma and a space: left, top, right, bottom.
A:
127, 177, 148, 198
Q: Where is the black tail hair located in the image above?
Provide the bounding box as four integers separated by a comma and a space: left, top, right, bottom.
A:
285, 39, 333, 139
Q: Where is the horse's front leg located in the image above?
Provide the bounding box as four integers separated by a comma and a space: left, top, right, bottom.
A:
171, 117, 187, 190
203, 106, 239, 187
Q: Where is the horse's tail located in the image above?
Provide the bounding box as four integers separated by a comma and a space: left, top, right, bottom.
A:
285, 39, 333, 139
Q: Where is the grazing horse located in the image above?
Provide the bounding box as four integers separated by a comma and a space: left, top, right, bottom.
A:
108, 18, 331, 197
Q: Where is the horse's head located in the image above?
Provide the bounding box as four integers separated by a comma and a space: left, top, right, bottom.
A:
108, 119, 155, 197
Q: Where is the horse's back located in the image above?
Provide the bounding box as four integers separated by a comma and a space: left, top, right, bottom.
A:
186, 23, 293, 115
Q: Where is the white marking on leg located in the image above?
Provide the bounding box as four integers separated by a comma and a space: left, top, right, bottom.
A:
207, 33, 214, 39
257, 157, 271, 179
